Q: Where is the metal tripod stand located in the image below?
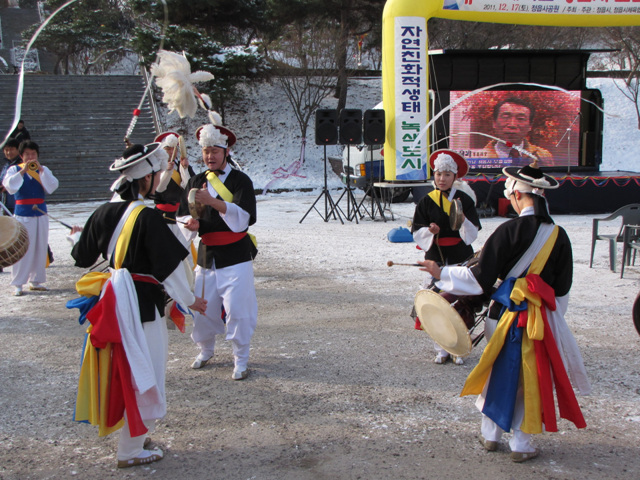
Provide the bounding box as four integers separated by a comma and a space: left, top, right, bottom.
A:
300, 145, 344, 224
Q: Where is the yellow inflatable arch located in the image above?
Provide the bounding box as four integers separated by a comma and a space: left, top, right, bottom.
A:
382, 0, 640, 180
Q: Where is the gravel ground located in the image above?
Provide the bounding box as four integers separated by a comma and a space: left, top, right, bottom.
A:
1, 195, 639, 479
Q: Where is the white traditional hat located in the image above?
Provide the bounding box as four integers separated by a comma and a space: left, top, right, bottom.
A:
429, 149, 469, 177
109, 143, 168, 191
195, 109, 237, 149
154, 131, 179, 149
503, 161, 559, 198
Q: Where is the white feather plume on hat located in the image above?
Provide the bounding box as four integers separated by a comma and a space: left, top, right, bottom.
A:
198, 124, 229, 149
151, 50, 214, 118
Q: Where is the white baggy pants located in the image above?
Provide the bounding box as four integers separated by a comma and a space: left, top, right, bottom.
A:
191, 262, 257, 370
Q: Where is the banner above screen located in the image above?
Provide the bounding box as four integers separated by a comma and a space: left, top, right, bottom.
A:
441, 0, 640, 19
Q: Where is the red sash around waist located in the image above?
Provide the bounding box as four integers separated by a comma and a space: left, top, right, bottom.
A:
155, 203, 179, 213
201, 231, 247, 246
131, 274, 159, 285
16, 198, 44, 205
436, 237, 462, 247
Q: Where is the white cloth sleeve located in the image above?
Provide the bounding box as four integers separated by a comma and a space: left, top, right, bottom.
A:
66, 231, 82, 246
2, 166, 23, 193
39, 166, 59, 194
458, 217, 479, 245
156, 169, 172, 193
413, 227, 434, 252
435, 265, 484, 296
175, 215, 198, 244
221, 202, 250, 232
179, 164, 192, 189
162, 261, 196, 308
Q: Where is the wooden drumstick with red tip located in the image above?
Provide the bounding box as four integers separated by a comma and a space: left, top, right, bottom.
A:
387, 260, 421, 267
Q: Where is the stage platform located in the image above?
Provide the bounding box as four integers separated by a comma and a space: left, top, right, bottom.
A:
465, 171, 640, 215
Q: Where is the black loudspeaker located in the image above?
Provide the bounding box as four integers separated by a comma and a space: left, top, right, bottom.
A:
363, 109, 385, 145
315, 109, 338, 145
339, 109, 362, 145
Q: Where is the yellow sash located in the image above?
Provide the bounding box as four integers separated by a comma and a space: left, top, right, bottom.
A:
74, 204, 145, 436
206, 171, 257, 247
460, 226, 559, 434
75, 205, 146, 296
428, 189, 451, 215
171, 169, 181, 185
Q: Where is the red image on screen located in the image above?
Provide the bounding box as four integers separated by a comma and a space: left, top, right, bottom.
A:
448, 90, 581, 170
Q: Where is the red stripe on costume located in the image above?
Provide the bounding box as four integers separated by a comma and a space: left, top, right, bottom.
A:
201, 231, 247, 246
15, 198, 44, 205
108, 343, 146, 436
155, 203, 179, 212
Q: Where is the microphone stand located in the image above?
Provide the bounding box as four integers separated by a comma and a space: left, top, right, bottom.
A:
555, 112, 581, 176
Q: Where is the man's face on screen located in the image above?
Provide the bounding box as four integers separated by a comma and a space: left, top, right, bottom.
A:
493, 102, 532, 145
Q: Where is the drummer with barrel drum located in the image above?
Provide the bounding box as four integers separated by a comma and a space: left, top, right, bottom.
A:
418, 161, 591, 463
411, 149, 482, 365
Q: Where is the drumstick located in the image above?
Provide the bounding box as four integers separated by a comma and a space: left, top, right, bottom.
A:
0, 200, 12, 216
32, 205, 73, 230
163, 214, 188, 225
387, 260, 421, 267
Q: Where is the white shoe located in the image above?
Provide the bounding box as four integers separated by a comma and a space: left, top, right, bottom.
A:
191, 355, 212, 369
117, 448, 163, 468
232, 367, 249, 380
13, 286, 23, 297
434, 354, 449, 364
452, 355, 464, 365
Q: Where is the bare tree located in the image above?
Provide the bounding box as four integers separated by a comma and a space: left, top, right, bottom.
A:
429, 19, 599, 50
602, 27, 640, 129
267, 20, 340, 163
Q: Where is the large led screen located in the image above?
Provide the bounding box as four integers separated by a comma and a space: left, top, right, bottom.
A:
447, 90, 582, 170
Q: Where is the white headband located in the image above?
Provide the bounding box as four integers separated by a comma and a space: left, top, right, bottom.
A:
433, 153, 458, 174
503, 177, 545, 198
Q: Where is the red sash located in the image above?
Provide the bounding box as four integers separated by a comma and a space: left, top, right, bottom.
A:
155, 203, 179, 213
201, 231, 247, 246
16, 198, 44, 205
131, 274, 159, 285
436, 237, 462, 246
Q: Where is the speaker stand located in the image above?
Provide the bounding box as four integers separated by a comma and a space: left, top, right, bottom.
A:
357, 146, 387, 221
300, 145, 344, 224
335, 147, 364, 223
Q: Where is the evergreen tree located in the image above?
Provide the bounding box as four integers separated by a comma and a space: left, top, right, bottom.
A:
26, 0, 134, 74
